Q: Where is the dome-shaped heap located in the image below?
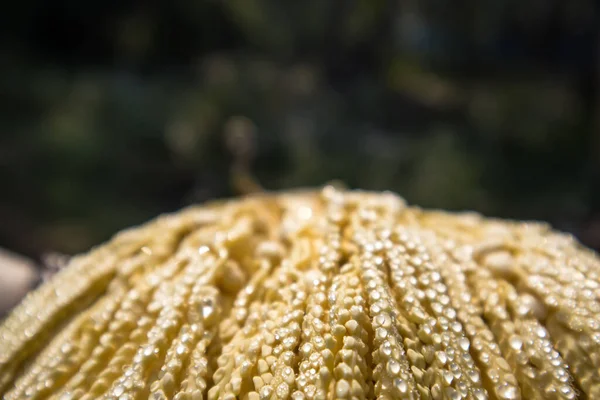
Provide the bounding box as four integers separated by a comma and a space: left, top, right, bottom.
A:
1, 188, 599, 400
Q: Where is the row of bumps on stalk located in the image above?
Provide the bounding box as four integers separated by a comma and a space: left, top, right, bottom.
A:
1, 187, 600, 399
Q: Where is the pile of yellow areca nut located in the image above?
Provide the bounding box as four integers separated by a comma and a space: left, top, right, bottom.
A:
1, 187, 599, 400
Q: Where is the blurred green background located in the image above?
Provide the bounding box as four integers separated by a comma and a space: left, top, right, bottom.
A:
0, 0, 599, 261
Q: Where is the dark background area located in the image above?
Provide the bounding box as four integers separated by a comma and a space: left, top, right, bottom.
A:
1, 0, 599, 265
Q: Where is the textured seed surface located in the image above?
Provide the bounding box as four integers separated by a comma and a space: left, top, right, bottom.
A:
1, 187, 600, 399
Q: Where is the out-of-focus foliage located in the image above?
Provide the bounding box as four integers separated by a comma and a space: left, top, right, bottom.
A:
0, 0, 598, 257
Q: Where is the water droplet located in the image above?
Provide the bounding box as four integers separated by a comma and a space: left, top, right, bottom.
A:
498, 383, 518, 400
201, 300, 214, 320
114, 385, 125, 396
387, 360, 401, 375
277, 383, 289, 398
468, 369, 481, 383
509, 336, 523, 351
473, 388, 489, 400
260, 386, 273, 400
443, 370, 454, 385
445, 387, 461, 400
435, 351, 447, 365
376, 328, 388, 340
59, 392, 73, 400
292, 391, 305, 400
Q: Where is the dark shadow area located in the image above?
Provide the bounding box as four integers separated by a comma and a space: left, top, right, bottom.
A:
0, 0, 598, 263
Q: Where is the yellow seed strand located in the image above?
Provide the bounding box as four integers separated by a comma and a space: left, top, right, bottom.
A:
357, 249, 417, 399
328, 262, 373, 399
546, 314, 600, 398
44, 247, 178, 400
208, 242, 285, 400
443, 248, 521, 400
501, 280, 576, 399
0, 252, 118, 393
294, 189, 349, 400
5, 283, 127, 400
468, 267, 556, 400
58, 252, 187, 399
295, 273, 333, 400
256, 280, 305, 400
0, 215, 195, 394
103, 251, 223, 400
400, 228, 488, 400
150, 286, 221, 399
